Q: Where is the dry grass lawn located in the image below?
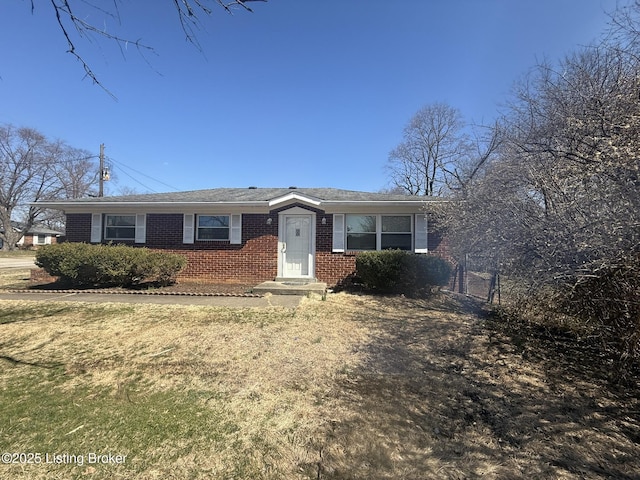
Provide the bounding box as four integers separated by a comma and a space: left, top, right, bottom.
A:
0, 282, 638, 479
0, 268, 32, 290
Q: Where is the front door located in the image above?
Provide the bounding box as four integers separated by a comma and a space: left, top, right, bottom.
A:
282, 215, 312, 278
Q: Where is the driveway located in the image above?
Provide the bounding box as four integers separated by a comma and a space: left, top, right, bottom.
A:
0, 256, 36, 269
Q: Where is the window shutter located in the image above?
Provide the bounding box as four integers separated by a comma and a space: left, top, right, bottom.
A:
183, 214, 195, 244
90, 214, 102, 243
414, 214, 428, 253
135, 214, 146, 243
332, 214, 345, 252
230, 214, 242, 244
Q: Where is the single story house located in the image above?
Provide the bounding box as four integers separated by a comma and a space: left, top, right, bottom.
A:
37, 187, 450, 286
0, 223, 63, 249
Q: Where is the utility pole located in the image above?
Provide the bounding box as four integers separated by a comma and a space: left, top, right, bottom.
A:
99, 144, 105, 197
98, 143, 110, 197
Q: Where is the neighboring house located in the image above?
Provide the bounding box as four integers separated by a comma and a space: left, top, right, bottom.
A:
0, 223, 62, 249
36, 187, 451, 286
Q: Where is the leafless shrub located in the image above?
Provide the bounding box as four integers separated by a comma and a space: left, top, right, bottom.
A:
559, 253, 640, 381
441, 3, 640, 376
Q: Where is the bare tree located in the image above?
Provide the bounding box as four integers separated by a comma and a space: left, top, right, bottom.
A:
443, 122, 503, 197
387, 103, 490, 195
440, 27, 640, 371
0, 124, 97, 249
452, 45, 640, 278
24, 0, 266, 95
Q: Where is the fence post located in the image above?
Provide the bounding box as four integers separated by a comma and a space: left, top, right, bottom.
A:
487, 271, 498, 303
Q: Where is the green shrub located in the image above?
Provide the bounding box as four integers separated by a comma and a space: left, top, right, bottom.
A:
413, 254, 454, 287
36, 243, 187, 288
34, 242, 91, 282
355, 250, 452, 295
146, 251, 187, 286
355, 250, 407, 292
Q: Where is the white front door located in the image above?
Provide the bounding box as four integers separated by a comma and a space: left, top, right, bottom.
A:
282, 215, 312, 278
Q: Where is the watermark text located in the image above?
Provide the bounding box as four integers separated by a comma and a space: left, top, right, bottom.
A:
1, 452, 126, 467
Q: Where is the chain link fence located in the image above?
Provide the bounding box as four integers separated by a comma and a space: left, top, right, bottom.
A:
448, 255, 501, 303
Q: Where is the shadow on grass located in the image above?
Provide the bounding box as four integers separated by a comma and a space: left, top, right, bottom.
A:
0, 304, 70, 367
308, 293, 640, 480
27, 279, 174, 291
0, 304, 74, 325
0, 354, 62, 369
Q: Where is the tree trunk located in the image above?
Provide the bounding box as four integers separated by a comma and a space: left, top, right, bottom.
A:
0, 209, 25, 251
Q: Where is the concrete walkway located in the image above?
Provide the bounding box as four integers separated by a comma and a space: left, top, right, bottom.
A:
253, 280, 327, 296
0, 291, 303, 308
0, 258, 306, 307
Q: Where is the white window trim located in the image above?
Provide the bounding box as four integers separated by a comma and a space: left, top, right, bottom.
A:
184, 214, 242, 244
380, 215, 413, 251
104, 214, 136, 241
196, 214, 231, 241
339, 214, 415, 252
102, 214, 146, 243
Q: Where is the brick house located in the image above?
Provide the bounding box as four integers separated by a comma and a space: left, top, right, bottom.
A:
37, 187, 449, 286
0, 223, 62, 249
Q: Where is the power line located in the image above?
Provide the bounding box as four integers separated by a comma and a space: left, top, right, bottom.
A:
111, 165, 158, 193
106, 156, 181, 192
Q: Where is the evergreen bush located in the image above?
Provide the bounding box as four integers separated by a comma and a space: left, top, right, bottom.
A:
355, 250, 451, 295
36, 243, 186, 287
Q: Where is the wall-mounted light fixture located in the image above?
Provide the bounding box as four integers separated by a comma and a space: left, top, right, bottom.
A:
266, 218, 273, 225
321, 217, 327, 225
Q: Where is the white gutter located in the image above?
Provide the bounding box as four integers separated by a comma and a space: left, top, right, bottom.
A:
35, 198, 448, 213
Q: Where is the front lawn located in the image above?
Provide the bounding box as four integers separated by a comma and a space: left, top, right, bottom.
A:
0, 294, 638, 479
0, 250, 38, 257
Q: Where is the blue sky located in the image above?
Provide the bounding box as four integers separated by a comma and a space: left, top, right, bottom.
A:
0, 0, 623, 195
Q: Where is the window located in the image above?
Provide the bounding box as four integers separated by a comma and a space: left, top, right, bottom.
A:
346, 215, 377, 250
105, 215, 136, 240
381, 215, 412, 250
344, 214, 413, 251
35, 234, 47, 245
197, 215, 230, 241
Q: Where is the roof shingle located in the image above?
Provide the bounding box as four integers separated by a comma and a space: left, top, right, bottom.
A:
48, 187, 436, 204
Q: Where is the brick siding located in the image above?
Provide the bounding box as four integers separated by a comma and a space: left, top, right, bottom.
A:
148, 213, 278, 284
65, 213, 92, 242
316, 251, 358, 286
64, 209, 451, 286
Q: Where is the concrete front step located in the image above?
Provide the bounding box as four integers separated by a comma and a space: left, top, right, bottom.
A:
253, 280, 327, 296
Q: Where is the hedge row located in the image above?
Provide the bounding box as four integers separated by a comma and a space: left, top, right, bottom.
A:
35, 243, 187, 288
355, 250, 452, 295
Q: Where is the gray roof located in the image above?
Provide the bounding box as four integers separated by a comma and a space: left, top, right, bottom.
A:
26, 226, 63, 235
38, 187, 440, 205
2, 222, 63, 235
